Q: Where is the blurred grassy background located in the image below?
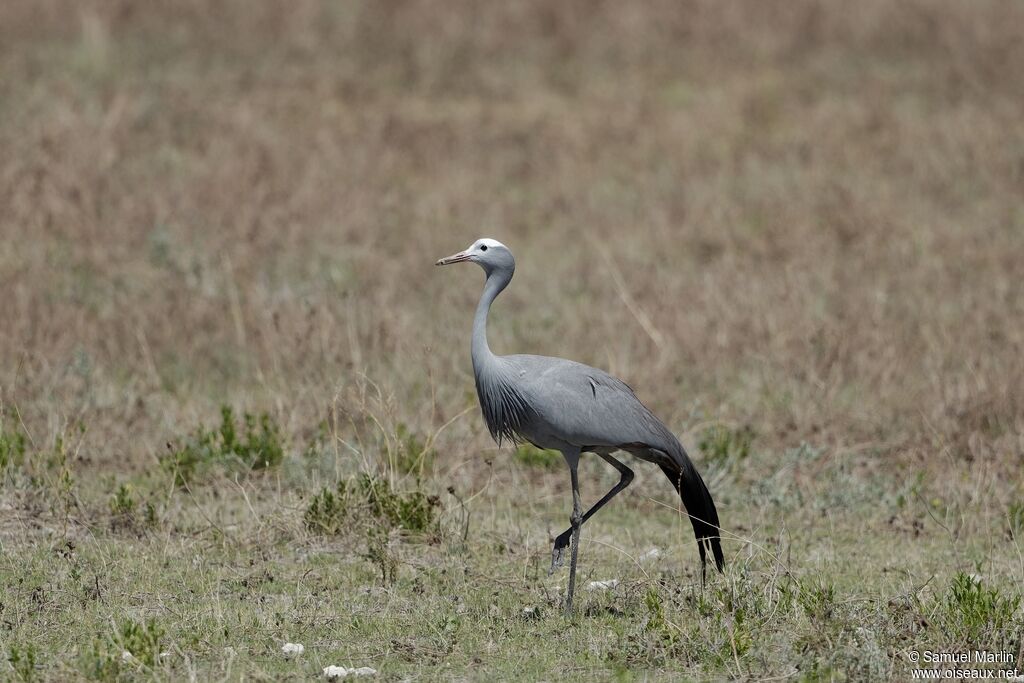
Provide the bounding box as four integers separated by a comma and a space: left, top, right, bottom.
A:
2, 0, 1022, 472
1, 1, 1023, 679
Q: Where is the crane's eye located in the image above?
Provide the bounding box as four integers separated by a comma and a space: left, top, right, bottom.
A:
480, 245, 488, 251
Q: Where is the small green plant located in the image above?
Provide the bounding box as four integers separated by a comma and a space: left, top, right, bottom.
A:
699, 424, 754, 471
798, 578, 836, 622
358, 474, 437, 532
109, 483, 136, 517
607, 587, 678, 667
160, 440, 202, 488
143, 500, 158, 528
109, 483, 153, 531
940, 572, 1021, 646
160, 405, 285, 486
82, 618, 164, 679
304, 482, 350, 535
643, 587, 672, 640
513, 443, 562, 470
227, 407, 280, 467
723, 607, 753, 661
8, 644, 37, 682
304, 474, 438, 536
638, 585, 679, 655
117, 618, 164, 667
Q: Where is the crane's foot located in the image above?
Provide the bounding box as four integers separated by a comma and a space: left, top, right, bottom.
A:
549, 530, 572, 574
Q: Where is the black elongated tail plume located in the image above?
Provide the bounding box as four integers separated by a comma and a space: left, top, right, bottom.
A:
659, 455, 724, 582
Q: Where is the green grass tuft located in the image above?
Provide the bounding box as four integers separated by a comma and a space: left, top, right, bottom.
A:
82, 618, 165, 679
305, 474, 439, 536
939, 572, 1022, 647
304, 483, 350, 535
7, 644, 37, 682
160, 405, 285, 486
109, 483, 135, 518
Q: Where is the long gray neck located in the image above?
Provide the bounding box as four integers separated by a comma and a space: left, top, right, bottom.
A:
472, 267, 513, 374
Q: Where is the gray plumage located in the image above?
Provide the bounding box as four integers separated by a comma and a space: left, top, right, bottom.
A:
437, 238, 724, 613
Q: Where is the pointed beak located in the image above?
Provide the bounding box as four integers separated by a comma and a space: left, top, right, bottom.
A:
435, 250, 472, 266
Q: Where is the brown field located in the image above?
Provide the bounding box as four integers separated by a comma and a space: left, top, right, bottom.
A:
1, 1, 1023, 680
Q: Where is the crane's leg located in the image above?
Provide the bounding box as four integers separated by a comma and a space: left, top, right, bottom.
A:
561, 448, 582, 615
550, 453, 634, 574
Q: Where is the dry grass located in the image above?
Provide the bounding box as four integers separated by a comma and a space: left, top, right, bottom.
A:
1, 1, 1023, 680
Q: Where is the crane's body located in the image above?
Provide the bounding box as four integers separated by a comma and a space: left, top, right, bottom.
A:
478, 353, 680, 460
438, 238, 724, 612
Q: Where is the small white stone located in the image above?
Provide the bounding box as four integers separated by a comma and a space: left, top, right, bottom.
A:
324, 665, 377, 679
639, 548, 661, 561
121, 651, 134, 662
586, 579, 620, 591
282, 642, 305, 657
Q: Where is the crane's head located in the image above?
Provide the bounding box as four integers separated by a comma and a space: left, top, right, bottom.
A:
435, 238, 514, 276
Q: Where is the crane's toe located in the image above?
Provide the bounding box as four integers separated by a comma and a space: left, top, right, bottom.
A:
549, 531, 572, 574
549, 545, 566, 574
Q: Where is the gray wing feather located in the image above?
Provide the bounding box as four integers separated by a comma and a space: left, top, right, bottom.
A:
502, 354, 682, 455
